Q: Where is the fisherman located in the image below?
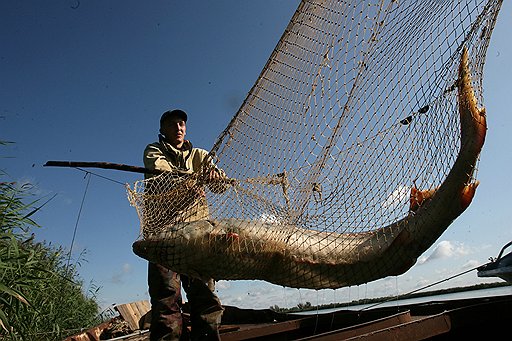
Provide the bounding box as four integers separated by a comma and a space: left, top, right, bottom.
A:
143, 109, 226, 341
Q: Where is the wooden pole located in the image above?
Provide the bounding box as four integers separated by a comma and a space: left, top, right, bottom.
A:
43, 161, 163, 175
44, 160, 237, 185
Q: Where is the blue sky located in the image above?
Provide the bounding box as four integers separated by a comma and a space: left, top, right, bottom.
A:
2, 1, 511, 311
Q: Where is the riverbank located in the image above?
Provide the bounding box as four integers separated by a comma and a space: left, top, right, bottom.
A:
275, 281, 511, 313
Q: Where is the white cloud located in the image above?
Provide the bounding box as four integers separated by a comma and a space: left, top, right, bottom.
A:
260, 213, 280, 224
382, 185, 410, 209
417, 255, 428, 265
110, 263, 133, 284
122, 263, 132, 273
216, 280, 231, 290
462, 259, 480, 269
233, 296, 243, 302
414, 278, 431, 289
418, 240, 469, 264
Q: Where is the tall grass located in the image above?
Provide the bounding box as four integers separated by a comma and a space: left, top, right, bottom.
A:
1, 161, 102, 339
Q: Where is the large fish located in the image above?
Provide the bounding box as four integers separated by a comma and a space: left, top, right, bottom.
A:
133, 47, 486, 289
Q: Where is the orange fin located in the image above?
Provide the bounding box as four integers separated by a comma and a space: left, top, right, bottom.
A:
409, 186, 438, 212
460, 181, 479, 210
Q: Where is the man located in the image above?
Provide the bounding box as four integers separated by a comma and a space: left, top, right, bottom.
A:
143, 109, 225, 341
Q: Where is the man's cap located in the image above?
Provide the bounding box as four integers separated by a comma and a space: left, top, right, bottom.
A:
160, 109, 188, 126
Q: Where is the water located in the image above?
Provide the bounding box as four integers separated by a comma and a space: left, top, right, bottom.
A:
293, 286, 512, 315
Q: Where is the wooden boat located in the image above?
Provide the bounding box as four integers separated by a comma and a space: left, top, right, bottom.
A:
65, 292, 512, 340
477, 241, 512, 283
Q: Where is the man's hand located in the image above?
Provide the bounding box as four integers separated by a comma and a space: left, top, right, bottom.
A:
205, 168, 232, 194
208, 168, 225, 181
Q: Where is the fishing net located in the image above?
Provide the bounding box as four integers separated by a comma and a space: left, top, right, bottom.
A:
127, 0, 503, 289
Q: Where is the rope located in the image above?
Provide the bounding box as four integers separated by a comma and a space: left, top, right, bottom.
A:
66, 172, 91, 269
74, 167, 126, 186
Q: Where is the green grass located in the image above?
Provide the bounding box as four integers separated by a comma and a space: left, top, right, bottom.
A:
1, 147, 103, 340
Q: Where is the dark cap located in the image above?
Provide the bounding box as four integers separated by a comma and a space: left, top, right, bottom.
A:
160, 109, 188, 127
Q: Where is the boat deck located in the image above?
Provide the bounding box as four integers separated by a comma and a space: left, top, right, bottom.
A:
66, 293, 512, 340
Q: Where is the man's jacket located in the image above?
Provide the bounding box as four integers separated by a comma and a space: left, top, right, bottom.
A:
143, 136, 221, 229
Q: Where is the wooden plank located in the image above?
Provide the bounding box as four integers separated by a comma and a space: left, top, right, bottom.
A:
293, 311, 451, 341
343, 313, 451, 341
116, 304, 137, 330
131, 300, 150, 320
116, 301, 151, 331
220, 317, 314, 341
296, 311, 412, 341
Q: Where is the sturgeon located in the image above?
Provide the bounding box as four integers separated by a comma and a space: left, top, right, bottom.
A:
133, 47, 486, 289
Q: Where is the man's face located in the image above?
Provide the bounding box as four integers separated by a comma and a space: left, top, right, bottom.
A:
161, 117, 186, 148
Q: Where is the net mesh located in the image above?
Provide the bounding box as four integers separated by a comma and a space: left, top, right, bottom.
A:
127, 0, 502, 289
